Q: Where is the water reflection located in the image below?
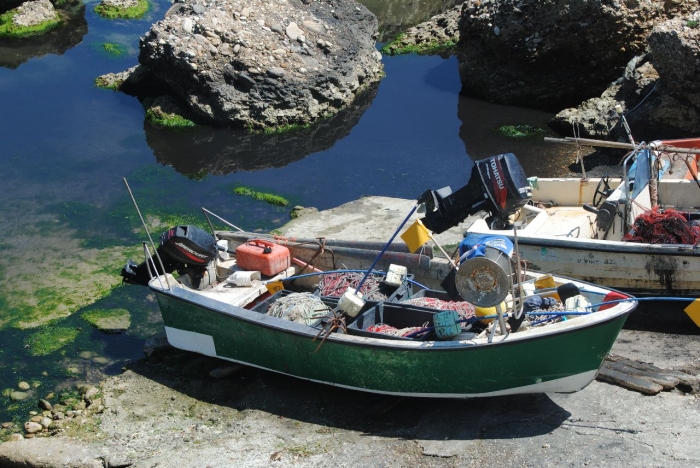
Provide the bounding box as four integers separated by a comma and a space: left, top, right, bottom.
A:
0, 1, 87, 69
146, 83, 379, 178
361, 0, 462, 42
457, 95, 576, 178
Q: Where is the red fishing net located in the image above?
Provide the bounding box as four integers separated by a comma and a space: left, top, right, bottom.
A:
623, 206, 700, 244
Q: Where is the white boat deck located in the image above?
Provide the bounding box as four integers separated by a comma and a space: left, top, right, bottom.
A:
537, 207, 596, 238
152, 265, 297, 308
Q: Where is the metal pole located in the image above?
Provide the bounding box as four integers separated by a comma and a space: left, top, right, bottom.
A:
123, 178, 170, 290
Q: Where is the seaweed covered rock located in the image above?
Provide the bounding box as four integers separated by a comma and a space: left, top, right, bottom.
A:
133, 0, 383, 130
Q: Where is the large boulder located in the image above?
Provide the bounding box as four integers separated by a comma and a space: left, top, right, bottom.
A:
136, 0, 383, 129
456, 0, 697, 111
550, 14, 700, 141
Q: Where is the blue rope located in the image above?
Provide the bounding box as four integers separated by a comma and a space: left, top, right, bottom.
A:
587, 296, 694, 310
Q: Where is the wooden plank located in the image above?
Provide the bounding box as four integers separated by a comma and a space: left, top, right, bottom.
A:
604, 361, 679, 390
614, 357, 699, 387
597, 366, 664, 394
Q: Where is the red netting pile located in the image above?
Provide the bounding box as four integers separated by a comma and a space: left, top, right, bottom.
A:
623, 206, 700, 244
403, 297, 476, 328
317, 272, 387, 300
367, 324, 425, 337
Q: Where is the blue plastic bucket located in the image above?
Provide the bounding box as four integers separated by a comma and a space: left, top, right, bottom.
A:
433, 310, 461, 339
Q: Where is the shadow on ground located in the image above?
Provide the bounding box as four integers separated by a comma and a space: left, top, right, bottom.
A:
127, 347, 571, 441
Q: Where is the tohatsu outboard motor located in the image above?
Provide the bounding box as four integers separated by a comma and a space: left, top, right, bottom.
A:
121, 225, 217, 287
418, 153, 532, 234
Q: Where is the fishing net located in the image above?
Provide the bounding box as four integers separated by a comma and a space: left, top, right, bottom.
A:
266, 293, 330, 326
623, 206, 700, 244
367, 323, 428, 337
317, 271, 389, 301
402, 297, 476, 328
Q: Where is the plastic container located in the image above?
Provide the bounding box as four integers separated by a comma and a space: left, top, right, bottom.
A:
534, 274, 560, 300
433, 310, 461, 339
235, 239, 290, 277
347, 301, 436, 341
474, 301, 506, 324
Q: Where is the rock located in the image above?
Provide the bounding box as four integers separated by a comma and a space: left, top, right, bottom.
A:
209, 364, 244, 378
39, 417, 52, 429
290, 206, 319, 219
8, 433, 24, 441
123, 0, 383, 129
84, 386, 100, 401
17, 381, 30, 391
182, 17, 193, 34
382, 4, 461, 55
551, 13, 700, 141
285, 21, 303, 41
143, 332, 172, 357
24, 421, 43, 434
38, 398, 53, 410
10, 391, 30, 401
12, 0, 58, 28
456, 0, 696, 110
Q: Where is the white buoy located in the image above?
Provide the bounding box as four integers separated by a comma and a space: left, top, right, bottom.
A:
337, 287, 365, 317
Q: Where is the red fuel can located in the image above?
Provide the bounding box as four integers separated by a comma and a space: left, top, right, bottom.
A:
235, 239, 291, 277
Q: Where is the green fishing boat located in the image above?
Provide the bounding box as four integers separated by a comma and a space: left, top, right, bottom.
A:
143, 253, 634, 397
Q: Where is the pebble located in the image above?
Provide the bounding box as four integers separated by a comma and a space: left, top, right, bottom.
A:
39, 399, 53, 411
267, 67, 285, 78
10, 391, 29, 401
24, 421, 42, 434
17, 382, 30, 391
286, 22, 303, 41
9, 433, 23, 441
182, 18, 193, 34
193, 3, 206, 14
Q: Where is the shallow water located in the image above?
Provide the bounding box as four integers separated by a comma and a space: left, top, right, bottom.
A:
0, 0, 578, 424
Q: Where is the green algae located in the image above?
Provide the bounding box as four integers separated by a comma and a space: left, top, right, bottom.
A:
145, 108, 196, 129
95, 75, 122, 91
494, 124, 547, 139
82, 308, 131, 332
380, 34, 456, 56
24, 326, 80, 356
94, 0, 149, 19
233, 186, 290, 207
99, 42, 128, 57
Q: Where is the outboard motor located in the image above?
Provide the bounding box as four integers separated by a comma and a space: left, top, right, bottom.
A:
419, 153, 532, 234
121, 225, 217, 287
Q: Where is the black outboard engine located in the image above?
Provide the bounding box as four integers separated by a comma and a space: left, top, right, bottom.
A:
121, 225, 217, 287
419, 153, 532, 234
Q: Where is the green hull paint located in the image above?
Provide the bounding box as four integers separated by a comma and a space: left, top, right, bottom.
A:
154, 288, 630, 397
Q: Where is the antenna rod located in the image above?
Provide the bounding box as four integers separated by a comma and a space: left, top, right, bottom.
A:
123, 178, 170, 289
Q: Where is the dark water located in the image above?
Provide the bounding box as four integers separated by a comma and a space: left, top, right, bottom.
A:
0, 0, 584, 425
